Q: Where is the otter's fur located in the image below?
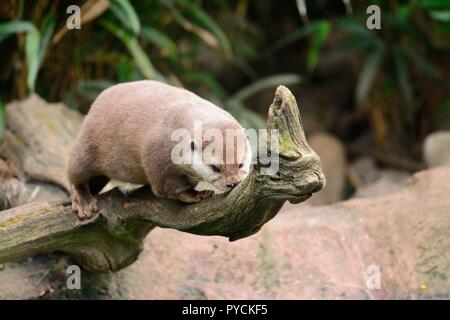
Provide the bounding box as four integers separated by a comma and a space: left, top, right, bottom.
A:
67, 80, 251, 219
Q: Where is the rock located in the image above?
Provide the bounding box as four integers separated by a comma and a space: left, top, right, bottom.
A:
423, 131, 450, 168
304, 132, 346, 206
1, 94, 82, 191
350, 156, 379, 185
353, 176, 405, 199
349, 157, 410, 198
102, 166, 450, 299
0, 254, 59, 300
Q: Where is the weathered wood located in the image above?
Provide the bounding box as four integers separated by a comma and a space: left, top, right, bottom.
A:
1, 94, 82, 190
0, 86, 325, 272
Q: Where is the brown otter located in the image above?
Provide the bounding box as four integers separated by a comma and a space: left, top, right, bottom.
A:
67, 80, 251, 219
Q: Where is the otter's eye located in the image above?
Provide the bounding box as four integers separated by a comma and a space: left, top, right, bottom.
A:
210, 165, 221, 173
239, 163, 244, 169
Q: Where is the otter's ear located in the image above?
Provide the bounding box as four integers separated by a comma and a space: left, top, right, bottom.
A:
190, 140, 196, 151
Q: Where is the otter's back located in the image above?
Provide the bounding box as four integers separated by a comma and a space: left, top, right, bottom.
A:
77, 80, 237, 180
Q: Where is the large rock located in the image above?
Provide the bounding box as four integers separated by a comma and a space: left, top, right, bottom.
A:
423, 131, 450, 168
350, 157, 410, 198
3, 166, 448, 299
353, 176, 405, 199
100, 166, 449, 299
1, 94, 82, 191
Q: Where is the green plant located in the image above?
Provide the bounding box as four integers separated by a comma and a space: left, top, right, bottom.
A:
0, 1, 297, 131
0, 16, 56, 92
271, 0, 450, 155
225, 73, 302, 129
270, 20, 331, 74
1, 0, 446, 157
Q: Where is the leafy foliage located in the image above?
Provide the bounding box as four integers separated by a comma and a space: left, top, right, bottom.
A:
274, 0, 450, 154
0, 0, 280, 127
0, 0, 449, 156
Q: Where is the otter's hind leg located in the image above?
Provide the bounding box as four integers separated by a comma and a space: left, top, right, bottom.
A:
152, 174, 212, 203
70, 183, 99, 220
69, 176, 109, 220
67, 144, 105, 219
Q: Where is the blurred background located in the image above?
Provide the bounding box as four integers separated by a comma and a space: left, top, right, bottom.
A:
0, 0, 449, 202
1, 0, 450, 300
0, 0, 450, 202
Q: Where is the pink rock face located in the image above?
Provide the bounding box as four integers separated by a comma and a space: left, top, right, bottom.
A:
114, 166, 450, 299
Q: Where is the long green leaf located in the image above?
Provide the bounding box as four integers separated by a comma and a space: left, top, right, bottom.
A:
109, 0, 141, 35
342, 0, 353, 14
270, 21, 324, 53
306, 21, 331, 73
356, 43, 384, 105
184, 70, 227, 99
127, 37, 156, 80
141, 27, 177, 60
420, 0, 450, 9
168, 5, 219, 50
116, 56, 132, 82
429, 10, 450, 22
225, 74, 302, 129
232, 57, 259, 80
39, 15, 56, 64
181, 1, 232, 57
322, 37, 375, 60
1, 19, 53, 92
25, 29, 41, 92
0, 20, 36, 42
227, 74, 302, 104
337, 17, 375, 38
101, 18, 154, 79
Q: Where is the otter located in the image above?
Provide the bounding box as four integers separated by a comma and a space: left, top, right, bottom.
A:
67, 80, 252, 219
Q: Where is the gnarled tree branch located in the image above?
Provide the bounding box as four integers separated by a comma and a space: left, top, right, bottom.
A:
0, 86, 325, 272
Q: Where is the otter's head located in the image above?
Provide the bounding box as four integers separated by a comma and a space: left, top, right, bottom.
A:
190, 127, 252, 194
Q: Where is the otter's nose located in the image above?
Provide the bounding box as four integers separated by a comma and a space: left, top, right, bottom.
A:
227, 182, 239, 190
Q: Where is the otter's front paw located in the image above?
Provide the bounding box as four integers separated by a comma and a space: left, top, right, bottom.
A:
197, 190, 214, 200
176, 189, 214, 203
72, 196, 98, 220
